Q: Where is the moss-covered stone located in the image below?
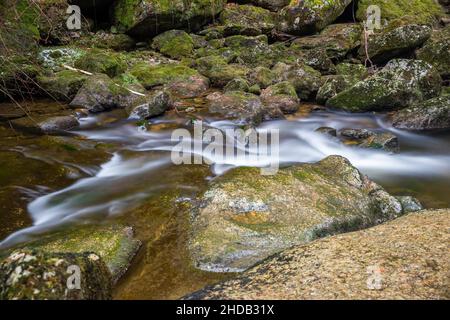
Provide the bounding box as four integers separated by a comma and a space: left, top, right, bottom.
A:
189, 155, 413, 272
37, 70, 88, 101
278, 0, 353, 35
0, 249, 112, 300
416, 27, 450, 79
151, 30, 194, 59
74, 49, 127, 78
113, 0, 227, 37
130, 62, 199, 89
75, 32, 136, 51
194, 55, 249, 87
356, 0, 445, 25
219, 3, 277, 36
224, 78, 250, 92
327, 59, 442, 112
359, 22, 432, 64
246, 66, 276, 88
261, 81, 300, 113
127, 89, 173, 119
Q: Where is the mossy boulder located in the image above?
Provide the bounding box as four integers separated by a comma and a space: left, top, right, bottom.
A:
0, 249, 112, 300
272, 62, 322, 100
165, 74, 210, 98
224, 78, 250, 92
246, 66, 276, 89
189, 155, 415, 272
74, 49, 127, 78
390, 95, 450, 130
359, 22, 432, 64
222, 34, 276, 67
235, 0, 289, 11
70, 73, 145, 112
356, 0, 445, 25
113, 0, 227, 37
194, 55, 249, 87
326, 59, 442, 112
278, 0, 353, 35
206, 91, 283, 125
75, 32, 136, 51
219, 3, 277, 36
186, 209, 449, 299
37, 70, 88, 101
130, 62, 199, 89
151, 30, 194, 59
416, 27, 450, 79
291, 23, 362, 60
261, 81, 300, 114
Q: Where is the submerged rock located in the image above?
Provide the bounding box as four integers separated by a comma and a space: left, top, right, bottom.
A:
186, 209, 450, 299
189, 155, 413, 272
0, 249, 112, 300
278, 0, 353, 35
416, 27, 450, 79
113, 0, 227, 37
390, 95, 450, 130
327, 59, 442, 112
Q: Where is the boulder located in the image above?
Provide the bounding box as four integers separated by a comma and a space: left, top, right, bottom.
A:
128, 90, 173, 119
219, 3, 277, 36
278, 0, 353, 35
246, 66, 276, 89
151, 30, 194, 59
37, 70, 88, 101
261, 81, 300, 114
326, 59, 442, 112
70, 73, 145, 112
339, 129, 399, 153
194, 55, 249, 87
113, 0, 227, 37
130, 63, 199, 89
74, 49, 126, 78
10, 115, 80, 135
416, 27, 450, 79
165, 74, 210, 98
390, 95, 450, 130
189, 155, 412, 272
206, 91, 283, 125
186, 209, 450, 299
224, 78, 250, 93
235, 0, 289, 12
359, 22, 432, 64
75, 32, 136, 51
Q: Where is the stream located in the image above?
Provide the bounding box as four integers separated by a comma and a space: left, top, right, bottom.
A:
0, 101, 449, 299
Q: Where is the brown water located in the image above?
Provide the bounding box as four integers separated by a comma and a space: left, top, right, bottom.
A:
0, 100, 449, 299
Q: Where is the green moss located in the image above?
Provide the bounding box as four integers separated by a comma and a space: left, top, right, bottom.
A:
74, 49, 127, 78
151, 30, 194, 59
130, 63, 198, 89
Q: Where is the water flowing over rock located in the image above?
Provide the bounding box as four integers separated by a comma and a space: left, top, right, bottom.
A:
189, 155, 416, 272
326, 59, 442, 112
186, 209, 450, 299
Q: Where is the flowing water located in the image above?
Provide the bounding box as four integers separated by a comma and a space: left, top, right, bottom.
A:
0, 101, 449, 299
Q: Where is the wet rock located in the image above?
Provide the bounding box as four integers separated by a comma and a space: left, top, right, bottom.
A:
113, 0, 227, 37
224, 78, 250, 93
272, 62, 322, 100
397, 196, 423, 213
356, 0, 445, 25
128, 90, 173, 119
166, 74, 210, 98
74, 49, 126, 78
151, 30, 194, 59
359, 22, 432, 64
189, 155, 408, 272
339, 129, 399, 152
130, 62, 199, 89
11, 115, 80, 135
278, 0, 353, 35
194, 55, 249, 87
340, 128, 374, 140
235, 0, 289, 11
186, 209, 450, 299
416, 27, 450, 79
219, 3, 277, 36
37, 70, 88, 101
261, 81, 300, 114
315, 126, 337, 137
291, 23, 362, 60
206, 91, 283, 125
327, 59, 442, 112
390, 95, 450, 130
70, 74, 144, 112
0, 249, 112, 300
